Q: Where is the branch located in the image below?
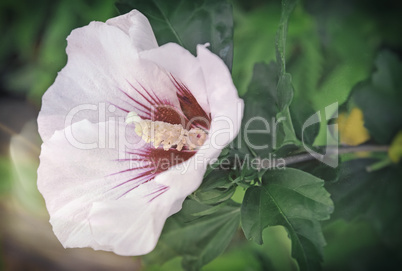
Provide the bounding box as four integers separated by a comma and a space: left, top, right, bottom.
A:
281, 145, 389, 168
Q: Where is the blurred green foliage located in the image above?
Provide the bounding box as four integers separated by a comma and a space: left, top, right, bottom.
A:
0, 0, 117, 104
0, 157, 12, 194
231, 0, 402, 145
351, 51, 402, 144
324, 159, 402, 270
116, 0, 234, 70
1, 0, 402, 270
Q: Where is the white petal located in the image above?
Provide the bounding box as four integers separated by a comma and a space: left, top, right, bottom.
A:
153, 153, 206, 211
88, 191, 171, 256
96, 154, 210, 256
197, 45, 244, 159
106, 9, 158, 51
139, 43, 210, 114
38, 118, 201, 255
39, 19, 180, 142
38, 119, 142, 250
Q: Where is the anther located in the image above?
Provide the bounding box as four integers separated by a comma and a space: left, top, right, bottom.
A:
126, 112, 207, 151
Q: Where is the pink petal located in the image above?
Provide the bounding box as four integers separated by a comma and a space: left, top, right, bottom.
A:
88, 193, 171, 256
139, 43, 210, 115
38, 118, 202, 255
106, 10, 158, 51
39, 15, 181, 142
196, 45, 244, 159
38, 119, 142, 249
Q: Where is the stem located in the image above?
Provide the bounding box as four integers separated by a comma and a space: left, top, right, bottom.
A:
278, 145, 389, 168
275, 0, 297, 75
280, 107, 298, 144
366, 157, 393, 172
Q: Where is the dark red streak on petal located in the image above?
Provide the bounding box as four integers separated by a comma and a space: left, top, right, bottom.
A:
110, 103, 129, 113
127, 81, 156, 107
113, 157, 150, 162
108, 164, 153, 177
146, 186, 168, 197
112, 170, 155, 190
118, 87, 152, 113
151, 105, 186, 126
146, 147, 195, 174
110, 147, 195, 198
171, 75, 211, 130
137, 82, 164, 105
124, 81, 189, 126
147, 186, 169, 202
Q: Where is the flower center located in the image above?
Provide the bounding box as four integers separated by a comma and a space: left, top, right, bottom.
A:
126, 112, 207, 151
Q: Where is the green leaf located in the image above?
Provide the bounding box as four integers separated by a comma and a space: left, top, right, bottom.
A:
193, 186, 236, 205
198, 168, 233, 191
325, 158, 402, 249
144, 199, 240, 271
241, 168, 334, 271
240, 62, 285, 157
290, 159, 340, 183
351, 50, 402, 144
192, 169, 236, 205
289, 97, 320, 146
116, 0, 233, 70
191, 201, 229, 217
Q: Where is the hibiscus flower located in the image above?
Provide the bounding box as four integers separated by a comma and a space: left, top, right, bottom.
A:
37, 10, 243, 256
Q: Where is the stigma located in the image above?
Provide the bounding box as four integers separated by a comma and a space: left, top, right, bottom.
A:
126, 112, 207, 151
